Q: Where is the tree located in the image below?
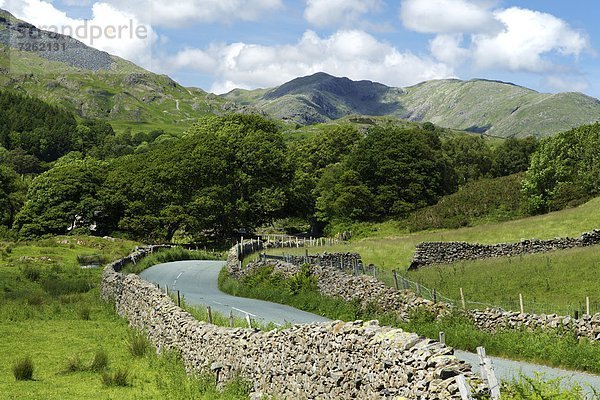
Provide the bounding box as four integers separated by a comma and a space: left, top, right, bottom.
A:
443, 135, 493, 184
523, 124, 600, 214
14, 157, 108, 238
345, 125, 456, 217
0, 165, 26, 227
491, 137, 537, 177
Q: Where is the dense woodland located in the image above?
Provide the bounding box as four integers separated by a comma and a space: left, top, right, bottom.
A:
0, 89, 598, 243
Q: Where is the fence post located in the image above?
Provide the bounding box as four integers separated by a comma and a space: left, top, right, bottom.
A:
519, 293, 524, 314
246, 314, 253, 329
477, 347, 500, 400
456, 375, 473, 400
416, 282, 421, 296
229, 310, 234, 327
207, 306, 213, 324
392, 270, 399, 290
372, 265, 376, 278
439, 331, 445, 345
433, 288, 437, 303
587, 296, 590, 315
460, 287, 466, 309
177, 290, 181, 307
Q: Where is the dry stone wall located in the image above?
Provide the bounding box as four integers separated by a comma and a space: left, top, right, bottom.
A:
410, 230, 600, 269
102, 245, 486, 399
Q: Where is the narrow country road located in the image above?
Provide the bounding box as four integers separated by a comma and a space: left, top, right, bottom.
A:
139, 260, 600, 395
140, 260, 330, 326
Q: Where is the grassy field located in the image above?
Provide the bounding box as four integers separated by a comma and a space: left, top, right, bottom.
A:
0, 237, 249, 400
258, 196, 600, 268
253, 196, 600, 315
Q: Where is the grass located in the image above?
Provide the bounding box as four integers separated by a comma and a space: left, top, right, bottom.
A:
219, 265, 600, 377
257, 195, 600, 269
406, 246, 600, 315
0, 236, 250, 399
12, 356, 34, 381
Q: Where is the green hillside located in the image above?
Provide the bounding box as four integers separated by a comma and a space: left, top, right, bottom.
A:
223, 73, 600, 138
0, 9, 227, 135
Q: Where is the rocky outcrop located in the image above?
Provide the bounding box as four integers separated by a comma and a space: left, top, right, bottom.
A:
409, 230, 600, 269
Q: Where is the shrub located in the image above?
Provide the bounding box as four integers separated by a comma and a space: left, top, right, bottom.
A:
21, 264, 41, 282
63, 354, 84, 373
128, 331, 150, 357
90, 349, 109, 372
12, 356, 34, 381
78, 306, 91, 320
101, 369, 129, 387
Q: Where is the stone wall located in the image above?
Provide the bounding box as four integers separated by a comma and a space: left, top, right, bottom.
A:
409, 230, 600, 269
102, 244, 486, 399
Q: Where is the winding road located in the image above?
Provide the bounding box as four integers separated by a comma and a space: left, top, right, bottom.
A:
140, 260, 600, 396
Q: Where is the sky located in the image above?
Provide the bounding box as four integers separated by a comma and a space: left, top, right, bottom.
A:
2, 0, 599, 97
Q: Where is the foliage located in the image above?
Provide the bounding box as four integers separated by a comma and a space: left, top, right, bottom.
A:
127, 331, 150, 358
90, 349, 109, 372
15, 157, 108, 238
406, 173, 526, 231
491, 136, 537, 177
443, 134, 493, 184
12, 356, 34, 381
0, 165, 26, 228
523, 123, 600, 214
102, 114, 293, 242
101, 369, 130, 387
502, 374, 591, 399
315, 125, 456, 224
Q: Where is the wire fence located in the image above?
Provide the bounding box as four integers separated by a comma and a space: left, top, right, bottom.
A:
256, 245, 599, 317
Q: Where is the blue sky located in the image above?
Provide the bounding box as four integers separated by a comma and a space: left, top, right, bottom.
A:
3, 0, 600, 97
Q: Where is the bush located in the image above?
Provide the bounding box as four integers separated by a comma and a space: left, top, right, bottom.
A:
128, 331, 150, 357
63, 354, 84, 373
21, 264, 41, 282
101, 369, 129, 387
90, 349, 109, 372
78, 305, 91, 320
12, 356, 34, 380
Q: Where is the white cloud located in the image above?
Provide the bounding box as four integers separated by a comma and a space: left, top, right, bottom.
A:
429, 34, 469, 66
544, 75, 589, 93
4, 0, 155, 68
472, 7, 589, 73
304, 0, 382, 28
103, 0, 283, 27
400, 0, 502, 34
164, 29, 455, 94
0, 0, 5, 7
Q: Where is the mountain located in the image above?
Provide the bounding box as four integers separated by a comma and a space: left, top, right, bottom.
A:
0, 9, 230, 134
223, 73, 600, 138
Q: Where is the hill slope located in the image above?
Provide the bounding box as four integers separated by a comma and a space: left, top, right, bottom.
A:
0, 9, 228, 134
223, 73, 600, 138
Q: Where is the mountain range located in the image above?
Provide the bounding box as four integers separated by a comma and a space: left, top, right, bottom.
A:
2, 8, 600, 138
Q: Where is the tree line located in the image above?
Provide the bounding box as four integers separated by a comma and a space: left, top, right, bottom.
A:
1, 89, 597, 242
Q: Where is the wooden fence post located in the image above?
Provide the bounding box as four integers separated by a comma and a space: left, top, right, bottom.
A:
229, 310, 234, 327
460, 287, 466, 309
519, 293, 524, 314
207, 306, 213, 324
456, 375, 473, 400
433, 288, 437, 303
392, 270, 399, 290
438, 331, 445, 345
587, 296, 590, 315
177, 290, 181, 307
246, 314, 253, 329
416, 282, 421, 296
477, 347, 500, 400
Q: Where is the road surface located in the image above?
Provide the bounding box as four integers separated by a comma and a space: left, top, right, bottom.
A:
139, 260, 600, 395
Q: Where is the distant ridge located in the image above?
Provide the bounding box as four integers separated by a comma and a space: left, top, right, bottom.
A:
223, 73, 600, 138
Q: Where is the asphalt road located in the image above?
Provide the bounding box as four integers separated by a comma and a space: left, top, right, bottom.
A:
139, 260, 330, 326
139, 260, 600, 395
